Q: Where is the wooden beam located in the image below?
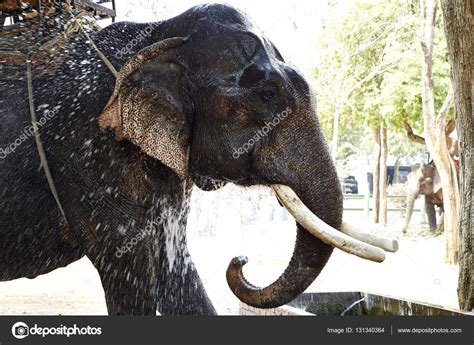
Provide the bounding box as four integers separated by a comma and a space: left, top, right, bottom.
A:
75, 0, 116, 17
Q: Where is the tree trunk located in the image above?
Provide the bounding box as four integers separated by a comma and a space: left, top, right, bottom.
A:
441, 0, 473, 310
331, 102, 341, 160
420, 0, 460, 264
373, 127, 381, 223
394, 158, 400, 184
437, 148, 460, 265
379, 125, 388, 226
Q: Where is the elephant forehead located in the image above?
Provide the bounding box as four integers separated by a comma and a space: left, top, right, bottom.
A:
188, 23, 271, 75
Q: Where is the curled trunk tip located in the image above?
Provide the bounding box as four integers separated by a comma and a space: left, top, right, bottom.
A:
229, 255, 248, 268
226, 226, 333, 309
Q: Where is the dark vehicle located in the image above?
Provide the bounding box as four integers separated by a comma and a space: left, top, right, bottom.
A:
367, 165, 412, 194
341, 176, 358, 194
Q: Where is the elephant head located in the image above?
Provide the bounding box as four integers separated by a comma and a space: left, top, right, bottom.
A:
99, 4, 395, 308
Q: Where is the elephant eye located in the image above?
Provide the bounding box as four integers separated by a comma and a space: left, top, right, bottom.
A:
238, 64, 266, 88
259, 90, 276, 102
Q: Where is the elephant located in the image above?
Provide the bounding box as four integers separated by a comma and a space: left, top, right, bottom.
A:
402, 163, 443, 233
0, 3, 396, 315
402, 121, 459, 233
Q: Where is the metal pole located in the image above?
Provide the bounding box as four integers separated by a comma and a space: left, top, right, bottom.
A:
111, 0, 115, 22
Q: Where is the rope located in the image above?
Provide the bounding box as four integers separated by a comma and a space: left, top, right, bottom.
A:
26, 57, 69, 224
64, 4, 118, 77
24, 3, 117, 225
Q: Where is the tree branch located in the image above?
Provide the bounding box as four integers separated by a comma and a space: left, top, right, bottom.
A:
420, 0, 437, 57
345, 58, 401, 99
436, 87, 454, 128
445, 119, 456, 136
403, 121, 426, 145
350, 21, 399, 58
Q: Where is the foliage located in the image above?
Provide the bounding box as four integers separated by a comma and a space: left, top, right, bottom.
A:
311, 0, 452, 164
380, 6, 454, 132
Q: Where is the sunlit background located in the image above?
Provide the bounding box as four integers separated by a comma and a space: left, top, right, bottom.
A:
0, 0, 459, 315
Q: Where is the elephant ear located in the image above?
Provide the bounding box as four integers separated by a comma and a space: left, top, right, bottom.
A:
99, 37, 190, 180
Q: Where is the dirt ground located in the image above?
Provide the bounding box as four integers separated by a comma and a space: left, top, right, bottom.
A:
0, 215, 459, 315
193, 219, 460, 315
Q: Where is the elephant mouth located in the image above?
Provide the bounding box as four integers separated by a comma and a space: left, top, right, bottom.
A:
191, 174, 228, 191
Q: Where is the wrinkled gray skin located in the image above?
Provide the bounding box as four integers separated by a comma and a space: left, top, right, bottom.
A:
402, 164, 443, 233
0, 4, 342, 315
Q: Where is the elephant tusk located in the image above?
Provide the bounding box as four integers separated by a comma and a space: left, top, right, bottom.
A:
340, 222, 398, 253
272, 184, 386, 263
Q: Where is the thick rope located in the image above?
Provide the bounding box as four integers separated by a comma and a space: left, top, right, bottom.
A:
24, 4, 116, 225
26, 57, 69, 224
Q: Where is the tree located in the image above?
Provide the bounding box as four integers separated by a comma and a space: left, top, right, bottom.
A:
441, 0, 473, 310
372, 125, 388, 224
312, 1, 403, 160
373, 127, 381, 222
312, 1, 419, 227
379, 126, 388, 224
419, 0, 459, 264
312, 1, 453, 233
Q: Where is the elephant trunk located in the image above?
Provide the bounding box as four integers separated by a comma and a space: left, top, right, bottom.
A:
402, 185, 419, 233
227, 156, 343, 308
225, 96, 399, 308
227, 223, 334, 308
